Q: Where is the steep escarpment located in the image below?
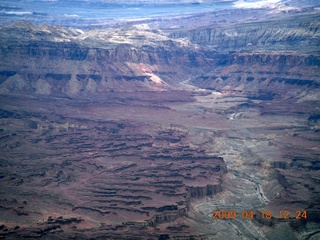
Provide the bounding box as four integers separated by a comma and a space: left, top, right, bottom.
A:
168, 13, 320, 52
1, 43, 318, 99
0, 22, 211, 96
0, 15, 319, 99
191, 51, 320, 98
166, 13, 320, 98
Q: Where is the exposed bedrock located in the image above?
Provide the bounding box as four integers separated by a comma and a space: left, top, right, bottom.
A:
189, 52, 320, 99
0, 104, 228, 238
1, 46, 318, 98
0, 11, 320, 239
0, 42, 200, 67
147, 208, 187, 227
187, 183, 223, 199
0, 17, 319, 98
0, 42, 209, 95
168, 13, 320, 52
167, 13, 320, 98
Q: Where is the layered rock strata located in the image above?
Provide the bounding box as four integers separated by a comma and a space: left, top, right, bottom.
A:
0, 13, 319, 99
0, 9, 319, 240
0, 92, 227, 239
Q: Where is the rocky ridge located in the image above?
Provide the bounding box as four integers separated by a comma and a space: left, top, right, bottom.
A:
0, 12, 319, 99
168, 13, 320, 53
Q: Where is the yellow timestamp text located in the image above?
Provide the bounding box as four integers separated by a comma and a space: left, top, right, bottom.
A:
212, 210, 307, 220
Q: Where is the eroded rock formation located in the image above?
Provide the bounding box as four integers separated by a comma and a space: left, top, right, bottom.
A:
0, 6, 319, 240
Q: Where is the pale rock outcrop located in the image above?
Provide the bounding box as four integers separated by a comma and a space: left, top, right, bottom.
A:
0, 74, 28, 93
63, 75, 83, 96
84, 78, 98, 94
35, 78, 51, 95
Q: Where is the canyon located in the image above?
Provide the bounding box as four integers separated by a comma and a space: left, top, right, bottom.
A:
0, 1, 320, 239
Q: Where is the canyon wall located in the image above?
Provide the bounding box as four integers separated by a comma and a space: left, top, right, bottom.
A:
0, 16, 319, 99
168, 13, 320, 52
0, 11, 320, 239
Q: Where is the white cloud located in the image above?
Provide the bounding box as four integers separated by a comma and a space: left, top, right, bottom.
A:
233, 0, 282, 9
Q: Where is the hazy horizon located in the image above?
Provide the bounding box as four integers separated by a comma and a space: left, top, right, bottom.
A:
0, 0, 288, 28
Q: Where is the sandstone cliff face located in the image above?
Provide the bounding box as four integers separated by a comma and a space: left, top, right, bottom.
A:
187, 183, 223, 198
0, 23, 211, 96
0, 16, 319, 99
190, 51, 320, 98
168, 13, 320, 52
164, 13, 320, 98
